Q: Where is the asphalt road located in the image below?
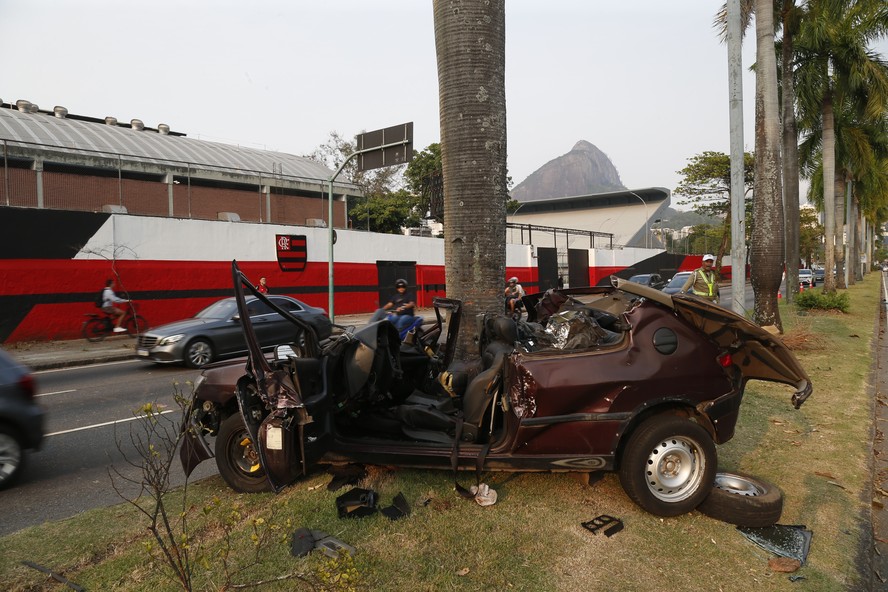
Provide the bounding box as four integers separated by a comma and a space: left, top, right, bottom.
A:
1, 360, 218, 537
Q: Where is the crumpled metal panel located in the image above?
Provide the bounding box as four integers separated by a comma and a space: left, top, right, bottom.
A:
509, 358, 537, 418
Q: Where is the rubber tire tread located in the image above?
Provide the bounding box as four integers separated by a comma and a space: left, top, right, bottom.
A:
0, 429, 25, 490
618, 416, 717, 517
215, 414, 271, 493
697, 471, 783, 527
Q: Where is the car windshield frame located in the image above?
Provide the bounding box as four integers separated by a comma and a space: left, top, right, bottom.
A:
195, 299, 238, 319
665, 273, 691, 289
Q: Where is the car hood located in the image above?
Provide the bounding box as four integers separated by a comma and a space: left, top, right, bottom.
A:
614, 277, 812, 408
148, 318, 223, 336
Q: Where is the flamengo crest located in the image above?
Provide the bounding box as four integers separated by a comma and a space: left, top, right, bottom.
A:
276, 234, 307, 271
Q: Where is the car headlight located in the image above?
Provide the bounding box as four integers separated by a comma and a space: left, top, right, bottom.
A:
159, 334, 185, 346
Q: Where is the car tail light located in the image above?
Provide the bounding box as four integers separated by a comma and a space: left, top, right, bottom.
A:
18, 373, 36, 400
717, 352, 733, 368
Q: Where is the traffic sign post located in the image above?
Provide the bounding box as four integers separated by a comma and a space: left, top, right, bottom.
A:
327, 123, 413, 322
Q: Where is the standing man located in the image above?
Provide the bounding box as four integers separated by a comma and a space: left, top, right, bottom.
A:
680, 254, 720, 303
256, 277, 269, 294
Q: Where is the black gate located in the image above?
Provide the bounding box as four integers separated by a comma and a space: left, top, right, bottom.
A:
536, 247, 558, 291
376, 260, 417, 306
568, 249, 590, 287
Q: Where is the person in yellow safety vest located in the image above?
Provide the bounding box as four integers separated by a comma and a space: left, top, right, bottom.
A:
680, 254, 720, 303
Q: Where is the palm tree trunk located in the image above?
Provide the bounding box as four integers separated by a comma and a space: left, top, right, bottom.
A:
433, 0, 508, 358
751, 0, 784, 331
834, 175, 846, 289
822, 91, 837, 293
782, 0, 800, 303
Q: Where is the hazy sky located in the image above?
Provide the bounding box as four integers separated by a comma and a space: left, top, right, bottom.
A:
2, 1, 887, 206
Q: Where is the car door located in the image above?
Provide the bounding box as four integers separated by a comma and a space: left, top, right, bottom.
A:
231, 262, 333, 491
266, 297, 307, 345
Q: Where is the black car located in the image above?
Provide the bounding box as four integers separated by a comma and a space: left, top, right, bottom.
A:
137, 295, 331, 368
662, 271, 692, 295
180, 262, 812, 521
628, 273, 666, 290
0, 348, 44, 489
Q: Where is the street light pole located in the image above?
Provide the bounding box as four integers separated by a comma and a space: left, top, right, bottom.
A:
627, 191, 650, 249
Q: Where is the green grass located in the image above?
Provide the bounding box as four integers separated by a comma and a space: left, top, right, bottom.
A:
0, 275, 881, 591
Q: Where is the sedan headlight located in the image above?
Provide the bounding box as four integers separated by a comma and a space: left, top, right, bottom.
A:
158, 334, 185, 346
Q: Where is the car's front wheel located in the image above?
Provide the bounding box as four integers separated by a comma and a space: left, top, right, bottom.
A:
215, 413, 271, 493
0, 428, 25, 490
184, 338, 214, 368
619, 415, 717, 517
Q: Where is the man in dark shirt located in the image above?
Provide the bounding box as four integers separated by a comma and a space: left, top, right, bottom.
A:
376, 278, 416, 331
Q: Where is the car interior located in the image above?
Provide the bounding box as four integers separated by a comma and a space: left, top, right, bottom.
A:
257, 286, 634, 450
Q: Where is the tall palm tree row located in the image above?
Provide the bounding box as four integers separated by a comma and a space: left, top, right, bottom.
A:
718, 0, 888, 314
794, 0, 888, 293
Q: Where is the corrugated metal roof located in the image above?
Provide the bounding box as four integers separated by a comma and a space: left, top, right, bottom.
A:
0, 104, 340, 184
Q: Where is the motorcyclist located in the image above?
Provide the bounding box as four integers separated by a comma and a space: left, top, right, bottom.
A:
504, 276, 525, 316
370, 279, 417, 332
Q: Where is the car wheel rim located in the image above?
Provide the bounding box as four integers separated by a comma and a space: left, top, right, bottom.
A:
713, 473, 765, 497
230, 430, 261, 475
0, 433, 22, 481
645, 436, 704, 502
189, 342, 211, 366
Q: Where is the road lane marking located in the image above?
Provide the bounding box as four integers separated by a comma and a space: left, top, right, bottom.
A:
33, 359, 143, 374
36, 389, 76, 398
45, 409, 177, 437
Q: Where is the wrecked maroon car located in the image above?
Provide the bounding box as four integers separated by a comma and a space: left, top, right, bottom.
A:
180, 261, 811, 518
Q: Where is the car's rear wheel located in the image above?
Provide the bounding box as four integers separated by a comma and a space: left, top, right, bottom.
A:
215, 413, 271, 493
697, 471, 783, 527
185, 338, 214, 368
619, 416, 717, 517
82, 318, 107, 342
0, 428, 25, 490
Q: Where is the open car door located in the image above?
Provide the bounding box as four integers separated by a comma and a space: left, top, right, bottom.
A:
231, 260, 333, 492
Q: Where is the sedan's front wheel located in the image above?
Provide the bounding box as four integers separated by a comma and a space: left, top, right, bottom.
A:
619, 416, 716, 517
184, 338, 214, 368
215, 414, 270, 493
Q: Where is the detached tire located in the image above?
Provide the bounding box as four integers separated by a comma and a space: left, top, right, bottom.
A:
619, 416, 717, 517
697, 471, 783, 527
215, 414, 271, 493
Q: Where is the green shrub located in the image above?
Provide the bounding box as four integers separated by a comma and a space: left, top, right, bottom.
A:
796, 288, 850, 312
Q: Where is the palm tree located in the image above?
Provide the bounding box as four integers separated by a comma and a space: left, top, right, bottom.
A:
751, 0, 786, 330
433, 0, 508, 357
795, 0, 888, 293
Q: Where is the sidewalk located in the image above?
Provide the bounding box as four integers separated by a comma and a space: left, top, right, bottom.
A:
4, 309, 432, 372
